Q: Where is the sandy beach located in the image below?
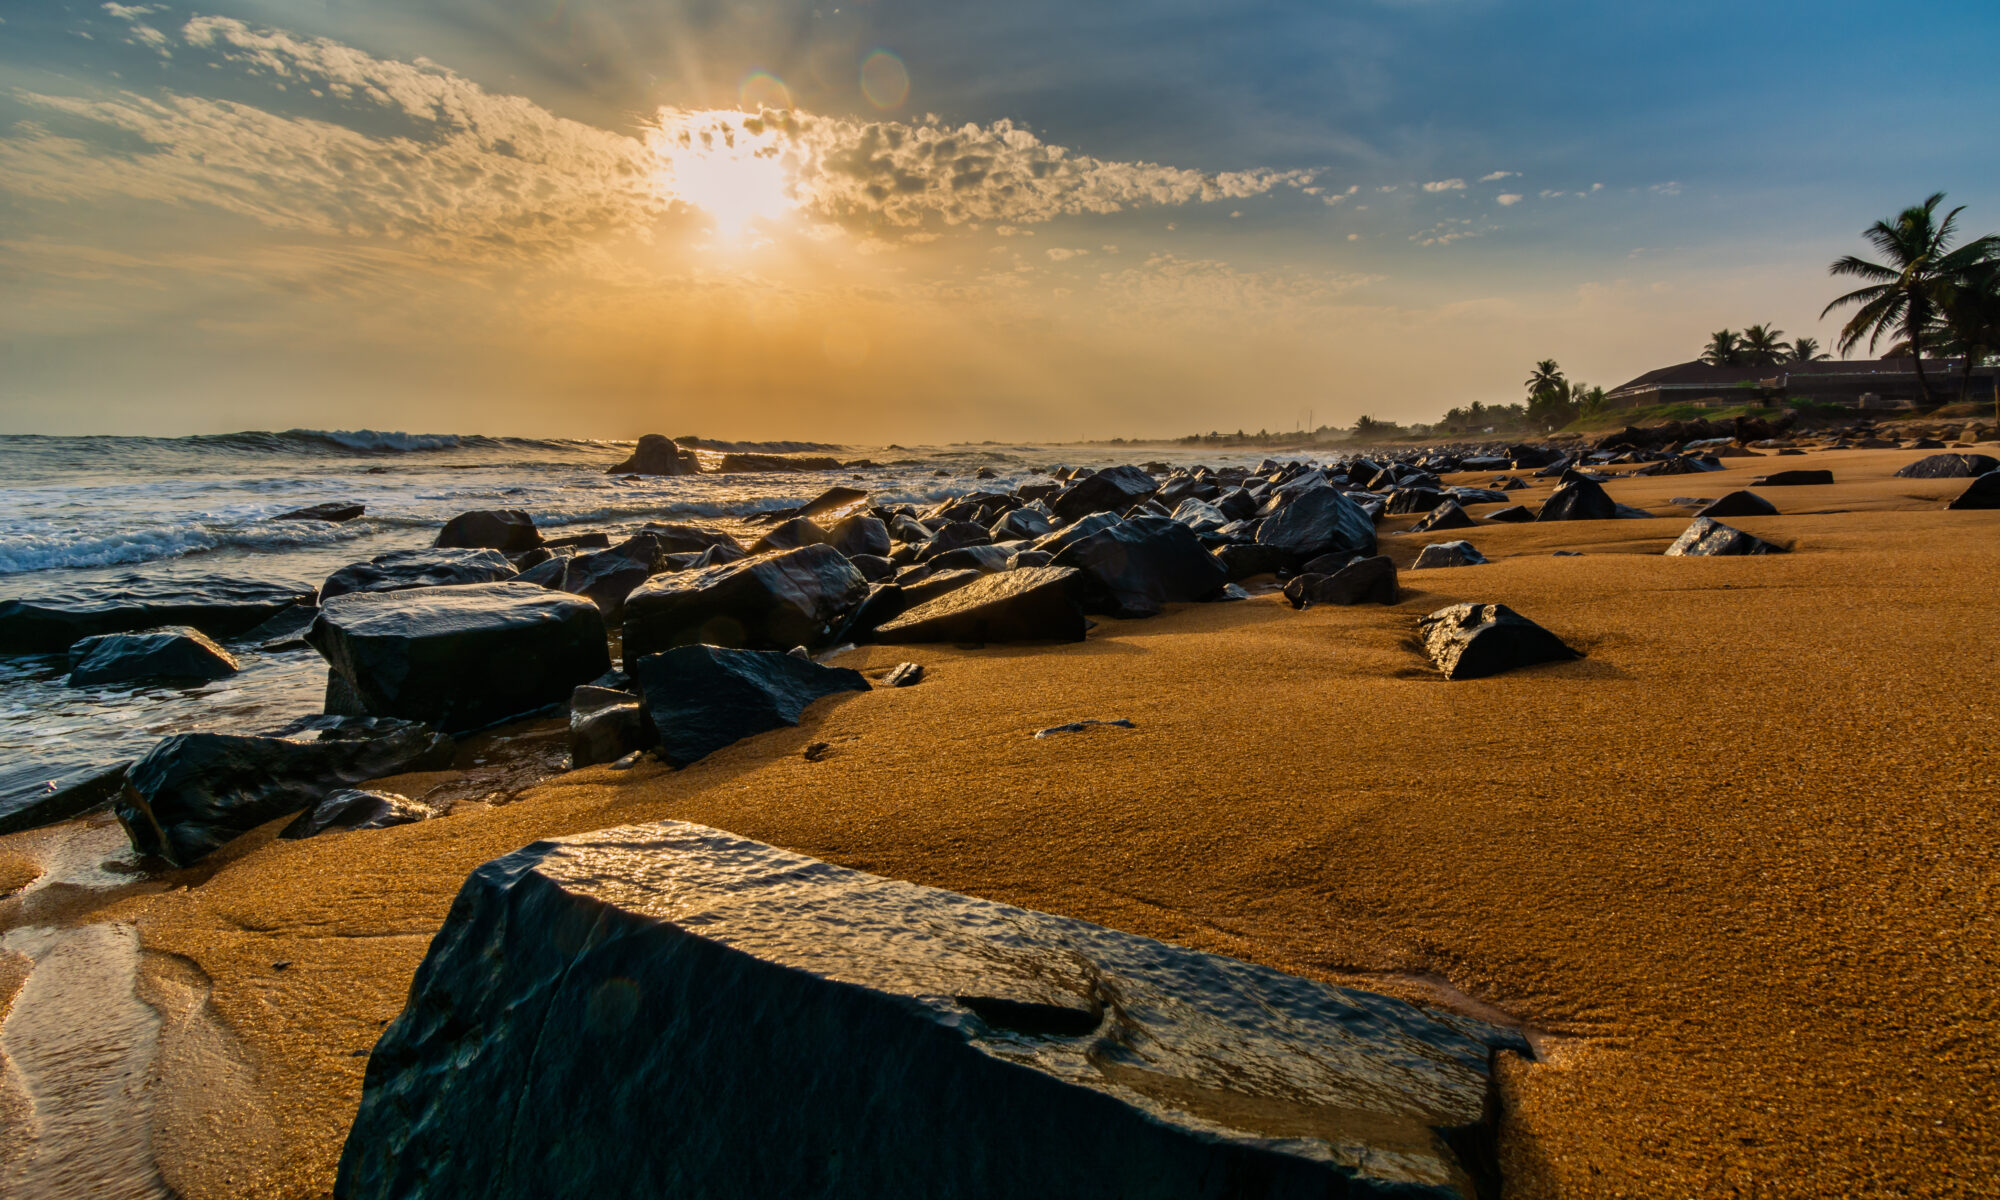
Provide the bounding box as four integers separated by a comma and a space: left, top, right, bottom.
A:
2, 446, 1996, 1197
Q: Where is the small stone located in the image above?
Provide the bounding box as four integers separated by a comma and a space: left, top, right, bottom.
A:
1411, 541, 1488, 570
883, 662, 924, 687
1417, 603, 1580, 680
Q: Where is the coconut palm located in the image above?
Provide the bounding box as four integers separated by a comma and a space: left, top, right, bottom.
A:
1935, 258, 2000, 415
1739, 324, 1788, 366
1787, 337, 1829, 363
1823, 193, 2000, 406
1700, 329, 1743, 366
1524, 359, 1565, 397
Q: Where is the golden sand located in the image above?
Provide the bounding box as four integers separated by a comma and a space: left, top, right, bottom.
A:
5, 446, 1997, 1197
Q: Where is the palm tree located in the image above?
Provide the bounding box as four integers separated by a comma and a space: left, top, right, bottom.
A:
1738, 324, 1788, 366
1700, 329, 1743, 366
1524, 359, 1565, 397
1787, 336, 1829, 363
1935, 258, 2000, 417
1823, 193, 2000, 406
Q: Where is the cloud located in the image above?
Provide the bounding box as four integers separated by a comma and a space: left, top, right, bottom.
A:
1046, 247, 1087, 261
1479, 170, 1516, 182
1422, 179, 1467, 192
1650, 181, 1682, 196
1496, 193, 1522, 206
1409, 218, 1486, 246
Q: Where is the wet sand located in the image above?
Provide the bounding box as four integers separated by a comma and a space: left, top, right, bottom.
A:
4, 446, 1998, 1197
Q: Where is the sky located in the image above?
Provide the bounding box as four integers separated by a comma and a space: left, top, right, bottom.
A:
2, 0, 1998, 441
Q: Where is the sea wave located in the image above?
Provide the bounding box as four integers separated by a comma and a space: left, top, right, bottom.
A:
180, 429, 600, 456
0, 518, 369, 575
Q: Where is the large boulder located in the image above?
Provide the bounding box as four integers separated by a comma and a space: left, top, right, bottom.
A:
1253, 487, 1377, 561
872, 567, 1087, 644
1947, 471, 2000, 510
1384, 487, 1446, 515
1695, 491, 1779, 519
1408, 501, 1475, 534
435, 509, 543, 553
1664, 517, 1785, 557
115, 716, 453, 866
560, 539, 665, 621
67, 625, 240, 686
1052, 517, 1228, 618
1282, 555, 1397, 608
630, 646, 868, 767
336, 822, 1530, 1200
274, 501, 365, 523
0, 577, 317, 654
1049, 465, 1157, 522
1536, 474, 1617, 522
914, 522, 993, 563
750, 517, 829, 555
990, 508, 1053, 542
308, 583, 611, 733
1031, 512, 1121, 558
1895, 453, 1999, 479
569, 686, 648, 768
321, 549, 519, 600
1417, 603, 1579, 680
828, 515, 892, 559
608, 434, 698, 475
279, 789, 437, 840
622, 544, 868, 660
635, 523, 746, 556
1411, 541, 1489, 570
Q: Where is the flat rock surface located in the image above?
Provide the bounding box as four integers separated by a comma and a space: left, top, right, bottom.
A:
0, 576, 317, 653
873, 565, 1087, 643
338, 821, 1528, 1200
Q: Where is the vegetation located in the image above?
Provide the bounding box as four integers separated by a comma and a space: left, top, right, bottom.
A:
1699, 324, 1825, 366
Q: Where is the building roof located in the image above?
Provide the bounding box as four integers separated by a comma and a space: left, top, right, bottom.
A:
1607, 357, 1979, 398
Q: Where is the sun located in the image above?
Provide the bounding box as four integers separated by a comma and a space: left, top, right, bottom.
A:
650, 109, 800, 241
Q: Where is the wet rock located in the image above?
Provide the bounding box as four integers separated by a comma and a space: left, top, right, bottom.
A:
569, 686, 648, 768
279, 789, 437, 840
116, 716, 454, 866
1169, 497, 1229, 534
1253, 487, 1377, 560
1031, 512, 1121, 558
0, 763, 130, 837
1753, 469, 1834, 486
309, 583, 611, 733
1385, 487, 1446, 515
1695, 491, 1779, 520
560, 540, 667, 620
1411, 541, 1489, 570
714, 452, 843, 473
828, 515, 892, 559
0, 577, 319, 654
924, 544, 1014, 574
514, 555, 571, 589
1008, 549, 1054, 570
1282, 555, 1397, 608
883, 662, 924, 687
274, 502, 365, 523
634, 523, 746, 556
1053, 517, 1228, 618
337, 821, 1530, 1200
1947, 471, 2000, 510
989, 508, 1053, 542
1207, 542, 1290, 582
436, 509, 543, 554
623, 544, 868, 659
630, 646, 868, 767
791, 487, 872, 523
609, 434, 699, 475
1417, 603, 1579, 680
848, 553, 896, 582
1484, 505, 1535, 524
889, 514, 935, 544
321, 548, 519, 601
1895, 453, 2000, 479
1049, 464, 1157, 522
915, 522, 994, 563
874, 566, 1086, 644
751, 517, 829, 555
1664, 518, 1785, 557
67, 626, 240, 686
1535, 474, 1617, 522
546, 532, 613, 551
1408, 501, 1475, 534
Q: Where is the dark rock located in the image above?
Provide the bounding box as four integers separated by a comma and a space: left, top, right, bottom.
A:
274, 502, 365, 523
1031, 512, 1122, 558
279, 789, 437, 840
1411, 541, 1489, 569
321, 549, 519, 601
828, 515, 892, 559
1484, 505, 1535, 524
1509, 443, 1563, 468
1212, 542, 1296, 582
634, 523, 746, 556
750, 517, 829, 555
1035, 718, 1137, 738
1052, 517, 1229, 618
1385, 488, 1445, 515
1408, 501, 1475, 534
0, 763, 130, 837
0, 577, 319, 655
1894, 453, 2000, 479
1417, 603, 1579, 680
116, 716, 453, 866
790, 487, 871, 523
1664, 518, 1785, 557
1634, 455, 1717, 477
569, 687, 648, 768
990, 508, 1053, 542
436, 509, 542, 553
1283, 555, 1397, 608
1008, 549, 1054, 570
714, 452, 843, 473
883, 662, 924, 687
1254, 487, 1377, 562
1169, 497, 1228, 533
889, 514, 935, 544
1491, 475, 1529, 491
1536, 475, 1617, 522
848, 554, 896, 582
1947, 471, 2000, 510
336, 821, 1530, 1200
1753, 469, 1834, 486
514, 555, 571, 589
924, 544, 1014, 574
915, 522, 994, 563
1049, 464, 1157, 522
1612, 503, 1657, 519
67, 625, 240, 686
236, 604, 323, 652
561, 540, 666, 620
623, 544, 868, 660
608, 434, 698, 475
874, 567, 1086, 644
1695, 491, 1779, 520
545, 532, 613, 551
309, 583, 611, 733
631, 646, 868, 767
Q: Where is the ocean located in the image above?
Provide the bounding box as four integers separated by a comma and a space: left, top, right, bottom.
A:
0, 430, 1271, 822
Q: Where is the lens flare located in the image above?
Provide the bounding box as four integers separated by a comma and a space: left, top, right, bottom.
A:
859, 50, 909, 110
648, 109, 800, 241
738, 69, 793, 112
